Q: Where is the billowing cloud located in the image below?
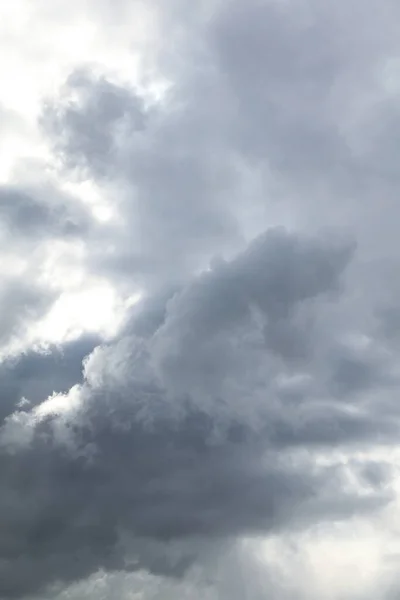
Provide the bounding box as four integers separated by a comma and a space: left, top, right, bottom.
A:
2, 0, 400, 598
0, 228, 398, 598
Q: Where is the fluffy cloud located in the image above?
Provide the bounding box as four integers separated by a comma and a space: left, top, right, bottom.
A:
2, 0, 400, 598
0, 229, 398, 599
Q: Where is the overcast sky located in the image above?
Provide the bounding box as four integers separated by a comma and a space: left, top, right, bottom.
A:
2, 0, 400, 598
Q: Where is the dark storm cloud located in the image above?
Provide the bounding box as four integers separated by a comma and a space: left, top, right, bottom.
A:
0, 415, 387, 599
0, 228, 396, 598
0, 417, 313, 598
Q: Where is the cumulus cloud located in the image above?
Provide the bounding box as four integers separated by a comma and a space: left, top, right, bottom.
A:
2, 0, 400, 598
0, 228, 398, 598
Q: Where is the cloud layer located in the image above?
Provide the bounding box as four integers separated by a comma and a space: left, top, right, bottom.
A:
2, 0, 400, 598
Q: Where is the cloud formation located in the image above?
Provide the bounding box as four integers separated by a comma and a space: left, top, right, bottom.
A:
0, 228, 397, 598
3, 0, 400, 598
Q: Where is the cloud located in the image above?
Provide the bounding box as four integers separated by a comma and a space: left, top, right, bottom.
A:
0, 184, 90, 240
40, 62, 245, 290
0, 182, 96, 355
39, 0, 400, 296
0, 334, 100, 422
41, 69, 147, 179
0, 228, 397, 598
39, 540, 299, 600
0, 280, 54, 352
3, 0, 400, 597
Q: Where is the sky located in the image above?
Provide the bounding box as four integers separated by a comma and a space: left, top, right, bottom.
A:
1, 0, 400, 598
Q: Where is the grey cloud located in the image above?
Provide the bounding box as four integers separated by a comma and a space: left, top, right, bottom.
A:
0, 182, 95, 356
42, 0, 400, 231
0, 228, 396, 598
208, 0, 400, 185
0, 334, 100, 422
205, 0, 400, 276
36, 543, 289, 600
39, 0, 400, 297
209, 0, 348, 167
0, 280, 54, 350
0, 184, 91, 240
376, 305, 400, 343
357, 460, 393, 489
329, 351, 387, 399
5, 0, 400, 597
0, 184, 93, 352
41, 62, 243, 290
41, 69, 147, 179
0, 399, 387, 599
